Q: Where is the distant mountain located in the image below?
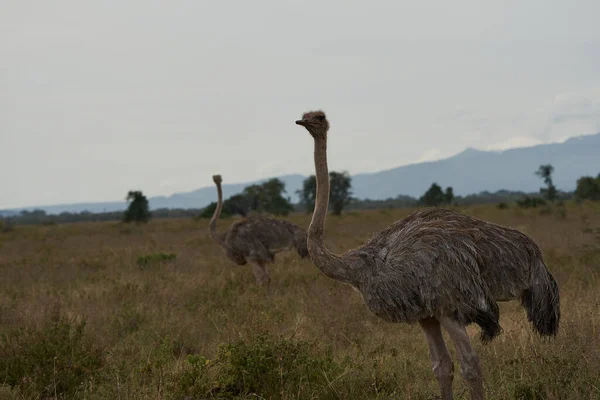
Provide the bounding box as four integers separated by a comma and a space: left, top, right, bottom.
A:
0, 210, 20, 218
0, 175, 307, 216
350, 132, 600, 200
2, 133, 599, 216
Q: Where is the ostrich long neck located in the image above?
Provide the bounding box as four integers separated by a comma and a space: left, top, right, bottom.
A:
209, 181, 225, 246
308, 136, 356, 284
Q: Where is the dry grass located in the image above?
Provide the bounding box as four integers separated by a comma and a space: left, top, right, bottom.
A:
0, 202, 599, 399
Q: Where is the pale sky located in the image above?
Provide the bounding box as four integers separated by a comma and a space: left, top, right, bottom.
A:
2, 1, 600, 209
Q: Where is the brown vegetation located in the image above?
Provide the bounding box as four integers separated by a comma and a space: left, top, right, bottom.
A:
0, 203, 599, 399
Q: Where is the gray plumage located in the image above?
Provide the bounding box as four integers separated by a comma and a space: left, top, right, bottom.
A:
208, 174, 308, 286
295, 110, 560, 400
342, 207, 560, 341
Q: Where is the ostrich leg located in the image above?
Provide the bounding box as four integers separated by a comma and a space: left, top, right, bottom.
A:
440, 318, 485, 400
420, 318, 455, 400
251, 261, 271, 287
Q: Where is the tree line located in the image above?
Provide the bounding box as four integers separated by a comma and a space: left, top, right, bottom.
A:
198, 178, 295, 219
3, 164, 600, 226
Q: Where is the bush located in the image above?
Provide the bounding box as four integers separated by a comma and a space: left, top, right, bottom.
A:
0, 385, 20, 399
111, 303, 146, 337
198, 201, 232, 219
137, 252, 176, 269
574, 174, 600, 201
517, 196, 546, 209
497, 202, 509, 210
513, 381, 546, 400
0, 310, 103, 398
539, 206, 553, 215
172, 332, 348, 399
168, 354, 211, 399
0, 218, 15, 233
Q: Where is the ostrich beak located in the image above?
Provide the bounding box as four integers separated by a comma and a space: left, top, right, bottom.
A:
295, 119, 307, 126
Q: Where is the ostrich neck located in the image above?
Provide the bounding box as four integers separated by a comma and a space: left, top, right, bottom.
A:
308, 136, 356, 284
209, 182, 225, 246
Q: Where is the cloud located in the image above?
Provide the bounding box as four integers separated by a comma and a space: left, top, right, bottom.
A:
158, 179, 179, 190
550, 89, 600, 126
256, 162, 279, 177
486, 136, 543, 151
445, 87, 600, 155
3, 1, 600, 208
553, 91, 595, 108
416, 148, 443, 163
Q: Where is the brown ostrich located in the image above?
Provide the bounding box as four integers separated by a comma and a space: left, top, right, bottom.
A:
208, 175, 309, 286
295, 110, 560, 400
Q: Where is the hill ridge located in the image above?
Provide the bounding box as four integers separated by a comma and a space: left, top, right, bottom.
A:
2, 132, 599, 216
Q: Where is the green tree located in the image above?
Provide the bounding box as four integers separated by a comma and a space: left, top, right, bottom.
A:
296, 175, 317, 213
235, 179, 294, 216
445, 186, 454, 205
200, 179, 293, 218
259, 178, 294, 215
419, 183, 453, 207
535, 164, 557, 202
329, 171, 352, 216
198, 201, 232, 219
225, 194, 250, 217
242, 184, 264, 212
298, 172, 352, 216
574, 174, 600, 201
123, 190, 150, 223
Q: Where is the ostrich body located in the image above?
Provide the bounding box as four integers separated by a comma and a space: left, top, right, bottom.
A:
295, 111, 560, 400
209, 175, 308, 286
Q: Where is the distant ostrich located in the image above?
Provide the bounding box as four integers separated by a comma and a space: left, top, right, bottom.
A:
208, 175, 309, 286
295, 111, 560, 400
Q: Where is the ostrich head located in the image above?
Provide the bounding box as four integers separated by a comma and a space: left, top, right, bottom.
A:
295, 110, 329, 139
212, 175, 222, 185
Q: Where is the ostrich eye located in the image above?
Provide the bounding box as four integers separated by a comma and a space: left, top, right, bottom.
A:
316, 115, 325, 121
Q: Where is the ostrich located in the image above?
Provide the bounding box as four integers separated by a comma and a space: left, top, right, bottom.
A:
208, 174, 309, 286
295, 110, 560, 400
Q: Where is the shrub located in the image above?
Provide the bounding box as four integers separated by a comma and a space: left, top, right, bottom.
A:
137, 252, 176, 269
555, 204, 567, 219
111, 303, 146, 337
539, 206, 553, 215
197, 202, 232, 219
0, 310, 103, 398
168, 354, 211, 399
0, 385, 20, 399
513, 381, 546, 400
574, 174, 600, 201
172, 332, 348, 399
0, 218, 15, 233
517, 196, 546, 208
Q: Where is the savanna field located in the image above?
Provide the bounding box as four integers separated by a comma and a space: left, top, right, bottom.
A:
0, 203, 599, 399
